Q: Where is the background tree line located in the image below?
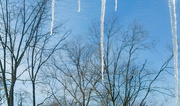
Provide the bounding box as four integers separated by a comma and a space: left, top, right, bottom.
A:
0, 0, 175, 106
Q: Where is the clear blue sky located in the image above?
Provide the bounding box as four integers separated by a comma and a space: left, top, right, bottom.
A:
52, 0, 180, 105
54, 0, 180, 66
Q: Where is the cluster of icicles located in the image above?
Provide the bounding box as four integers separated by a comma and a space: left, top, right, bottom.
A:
50, 0, 178, 105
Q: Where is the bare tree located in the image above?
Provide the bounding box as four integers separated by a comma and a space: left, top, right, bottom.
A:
42, 37, 102, 106
88, 18, 173, 106
38, 17, 174, 106
0, 0, 53, 105
26, 17, 70, 106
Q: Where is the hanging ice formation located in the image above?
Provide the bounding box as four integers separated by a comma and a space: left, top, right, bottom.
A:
100, 0, 106, 82
78, 0, 80, 12
115, 0, 117, 11
168, 0, 178, 106
50, 0, 55, 35
50, 0, 118, 83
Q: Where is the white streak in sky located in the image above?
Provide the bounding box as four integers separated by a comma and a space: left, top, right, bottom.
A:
115, 0, 117, 11
78, 0, 80, 12
100, 0, 106, 82
168, 0, 178, 105
50, 0, 55, 35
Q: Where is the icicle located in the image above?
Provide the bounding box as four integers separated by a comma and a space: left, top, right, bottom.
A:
115, 0, 117, 11
78, 0, 80, 12
100, 0, 106, 83
168, 0, 178, 105
50, 0, 55, 35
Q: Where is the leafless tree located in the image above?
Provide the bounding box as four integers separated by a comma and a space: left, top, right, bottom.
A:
88, 18, 173, 106
26, 16, 70, 106
0, 0, 54, 105
41, 37, 102, 106
39, 17, 174, 106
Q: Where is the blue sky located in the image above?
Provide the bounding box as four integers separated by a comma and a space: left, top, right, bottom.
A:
52, 0, 180, 104
54, 0, 180, 66
0, 1, 178, 106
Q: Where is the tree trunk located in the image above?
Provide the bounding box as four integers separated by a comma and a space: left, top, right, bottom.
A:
83, 92, 85, 106
32, 81, 36, 106
8, 85, 14, 106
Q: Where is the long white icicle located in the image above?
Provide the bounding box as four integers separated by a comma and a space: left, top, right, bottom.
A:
78, 0, 80, 12
100, 0, 106, 82
115, 0, 117, 11
168, 0, 178, 106
50, 0, 55, 35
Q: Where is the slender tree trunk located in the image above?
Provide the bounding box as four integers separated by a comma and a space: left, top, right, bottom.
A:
32, 81, 36, 106
112, 100, 115, 106
82, 91, 85, 106
9, 85, 14, 106
123, 102, 127, 106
